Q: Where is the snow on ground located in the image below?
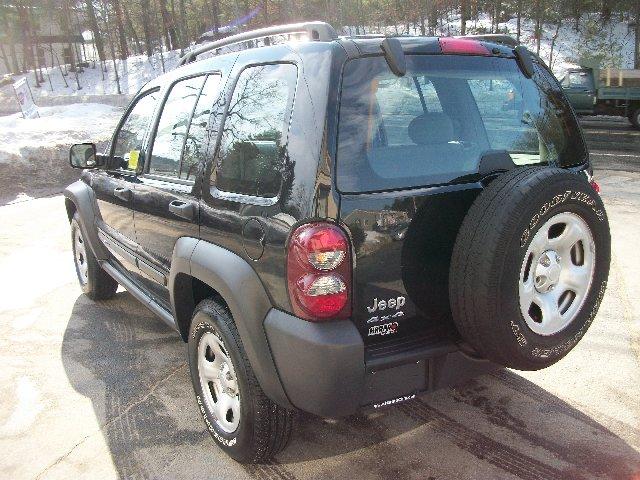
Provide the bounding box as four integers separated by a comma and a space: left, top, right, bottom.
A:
0, 103, 122, 163
0, 50, 181, 111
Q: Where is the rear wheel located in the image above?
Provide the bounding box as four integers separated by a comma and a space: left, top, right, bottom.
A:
188, 299, 293, 463
449, 168, 610, 370
71, 213, 117, 300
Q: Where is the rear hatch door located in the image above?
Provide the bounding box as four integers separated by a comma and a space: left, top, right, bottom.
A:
336, 51, 587, 351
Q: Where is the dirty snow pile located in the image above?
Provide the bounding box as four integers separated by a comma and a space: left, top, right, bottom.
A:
0, 103, 122, 164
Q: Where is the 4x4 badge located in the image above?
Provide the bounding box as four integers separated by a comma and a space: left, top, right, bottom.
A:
367, 311, 404, 323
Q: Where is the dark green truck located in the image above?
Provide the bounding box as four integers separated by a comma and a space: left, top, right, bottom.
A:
560, 58, 640, 128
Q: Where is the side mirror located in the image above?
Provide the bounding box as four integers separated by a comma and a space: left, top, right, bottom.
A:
70, 143, 103, 169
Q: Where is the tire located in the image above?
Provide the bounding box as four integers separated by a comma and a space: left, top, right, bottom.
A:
71, 213, 118, 300
449, 167, 610, 370
629, 108, 640, 129
187, 299, 293, 463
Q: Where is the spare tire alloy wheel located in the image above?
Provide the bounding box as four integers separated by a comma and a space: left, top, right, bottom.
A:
519, 212, 595, 336
198, 331, 240, 434
449, 167, 611, 370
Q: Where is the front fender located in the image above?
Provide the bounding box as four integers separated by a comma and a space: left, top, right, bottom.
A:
63, 180, 109, 260
169, 238, 292, 409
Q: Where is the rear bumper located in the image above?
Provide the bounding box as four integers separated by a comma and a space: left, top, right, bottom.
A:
264, 309, 498, 418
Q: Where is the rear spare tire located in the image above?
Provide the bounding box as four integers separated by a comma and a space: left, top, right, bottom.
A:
449, 167, 610, 370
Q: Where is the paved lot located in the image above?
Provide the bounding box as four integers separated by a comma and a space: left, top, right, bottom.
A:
0, 117, 639, 479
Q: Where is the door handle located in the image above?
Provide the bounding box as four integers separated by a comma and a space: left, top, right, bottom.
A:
168, 200, 195, 220
114, 187, 131, 201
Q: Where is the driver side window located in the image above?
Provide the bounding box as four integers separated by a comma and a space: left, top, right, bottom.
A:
112, 90, 159, 169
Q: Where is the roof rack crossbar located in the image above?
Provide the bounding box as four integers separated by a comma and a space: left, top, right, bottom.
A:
178, 21, 338, 66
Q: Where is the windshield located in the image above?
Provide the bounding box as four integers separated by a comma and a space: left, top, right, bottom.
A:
336, 55, 586, 193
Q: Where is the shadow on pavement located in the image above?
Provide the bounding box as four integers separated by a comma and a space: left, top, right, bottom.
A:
61, 292, 640, 480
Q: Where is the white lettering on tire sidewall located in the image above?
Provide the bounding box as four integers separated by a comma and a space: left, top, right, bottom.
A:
520, 189, 604, 248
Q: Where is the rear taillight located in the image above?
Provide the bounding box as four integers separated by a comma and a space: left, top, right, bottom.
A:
287, 222, 352, 321
590, 180, 601, 193
439, 37, 491, 56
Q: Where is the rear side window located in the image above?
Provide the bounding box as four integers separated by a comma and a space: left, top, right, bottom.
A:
181, 75, 222, 180
213, 63, 297, 198
337, 55, 586, 193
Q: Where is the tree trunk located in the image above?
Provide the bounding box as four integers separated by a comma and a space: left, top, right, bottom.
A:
516, 0, 522, 42
601, 0, 611, 24
139, 0, 154, 57
572, 0, 580, 32
122, 4, 142, 55
158, 0, 178, 49
102, 0, 122, 93
549, 20, 561, 68
460, 0, 467, 35
210, 0, 220, 40
0, 43, 12, 73
428, 0, 437, 35
534, 0, 543, 56
635, 0, 640, 69
85, 0, 105, 61
178, 0, 188, 49
111, 0, 129, 59
18, 3, 40, 86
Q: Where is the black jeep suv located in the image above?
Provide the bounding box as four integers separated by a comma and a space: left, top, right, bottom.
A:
65, 22, 610, 463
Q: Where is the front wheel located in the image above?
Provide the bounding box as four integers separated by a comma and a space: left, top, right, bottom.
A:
188, 299, 293, 463
71, 213, 117, 300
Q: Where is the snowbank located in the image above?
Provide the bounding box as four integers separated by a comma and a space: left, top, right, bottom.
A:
0, 103, 123, 205
0, 103, 122, 163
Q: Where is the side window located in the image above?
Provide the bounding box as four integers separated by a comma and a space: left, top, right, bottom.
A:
214, 63, 297, 198
148, 76, 206, 178
181, 75, 222, 180
568, 71, 591, 88
112, 90, 159, 169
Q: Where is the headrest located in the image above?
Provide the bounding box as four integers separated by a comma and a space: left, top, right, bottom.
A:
408, 113, 454, 145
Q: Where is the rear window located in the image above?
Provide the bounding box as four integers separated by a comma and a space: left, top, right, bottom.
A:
337, 55, 586, 193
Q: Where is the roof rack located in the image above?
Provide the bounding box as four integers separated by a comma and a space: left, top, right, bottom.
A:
178, 21, 338, 66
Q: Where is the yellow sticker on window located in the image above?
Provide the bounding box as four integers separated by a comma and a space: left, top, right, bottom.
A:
128, 150, 139, 170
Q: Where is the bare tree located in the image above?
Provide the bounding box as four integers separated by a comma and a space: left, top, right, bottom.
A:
635, 0, 640, 68
460, 0, 468, 35
85, 0, 105, 61
122, 3, 142, 54
139, 0, 154, 57
111, 0, 129, 59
